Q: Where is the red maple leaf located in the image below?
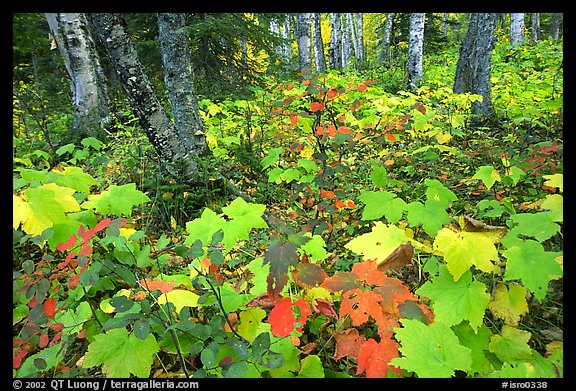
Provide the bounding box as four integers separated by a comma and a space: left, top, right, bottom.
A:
356, 337, 402, 378
268, 297, 312, 337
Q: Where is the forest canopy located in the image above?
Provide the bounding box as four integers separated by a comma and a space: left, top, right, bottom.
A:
13, 13, 563, 380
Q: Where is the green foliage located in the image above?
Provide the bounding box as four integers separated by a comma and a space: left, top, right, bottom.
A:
13, 27, 562, 379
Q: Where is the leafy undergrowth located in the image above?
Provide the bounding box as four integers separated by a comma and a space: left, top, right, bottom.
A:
13, 40, 563, 378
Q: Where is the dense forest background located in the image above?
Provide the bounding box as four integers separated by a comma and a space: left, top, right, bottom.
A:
13, 13, 563, 380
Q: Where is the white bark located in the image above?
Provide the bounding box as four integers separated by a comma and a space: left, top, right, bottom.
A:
341, 13, 354, 69
407, 13, 425, 91
296, 13, 312, 72
44, 13, 110, 140
530, 13, 540, 44
379, 13, 394, 65
354, 13, 364, 66
510, 13, 525, 46
312, 13, 326, 73
281, 17, 291, 61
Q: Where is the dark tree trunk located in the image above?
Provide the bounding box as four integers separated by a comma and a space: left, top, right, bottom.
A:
453, 13, 498, 126
89, 12, 203, 184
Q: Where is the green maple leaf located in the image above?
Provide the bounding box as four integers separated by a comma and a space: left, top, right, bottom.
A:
83, 328, 159, 377
14, 183, 80, 236
184, 208, 226, 246
221, 197, 268, 250
345, 222, 411, 263
488, 283, 529, 326
49, 166, 97, 194
506, 212, 560, 242
406, 199, 450, 237
452, 322, 494, 375
391, 318, 472, 378
488, 325, 533, 364
503, 240, 562, 301
298, 233, 330, 263
472, 165, 501, 190
416, 266, 490, 332
370, 164, 389, 188
358, 190, 407, 223
424, 179, 457, 208
82, 183, 150, 216
540, 194, 563, 222
433, 226, 499, 281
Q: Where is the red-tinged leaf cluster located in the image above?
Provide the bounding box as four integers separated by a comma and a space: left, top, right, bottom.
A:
310, 101, 326, 112
356, 337, 402, 378
267, 297, 312, 337
327, 260, 433, 377
55, 218, 126, 289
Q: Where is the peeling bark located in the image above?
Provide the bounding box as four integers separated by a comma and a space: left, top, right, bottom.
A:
45, 13, 110, 141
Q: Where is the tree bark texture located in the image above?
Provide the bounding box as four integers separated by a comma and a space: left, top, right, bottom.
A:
329, 13, 342, 70
453, 13, 497, 125
296, 13, 312, 72
407, 13, 425, 91
45, 13, 110, 142
312, 13, 326, 73
90, 12, 202, 184
157, 13, 209, 158
379, 13, 394, 66
510, 13, 525, 46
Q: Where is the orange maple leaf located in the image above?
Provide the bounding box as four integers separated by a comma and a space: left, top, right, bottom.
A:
356, 337, 402, 378
339, 288, 386, 328
352, 260, 387, 286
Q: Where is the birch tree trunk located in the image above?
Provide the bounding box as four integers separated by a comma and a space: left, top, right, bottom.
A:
90, 12, 203, 184
378, 13, 394, 66
407, 13, 425, 91
510, 13, 525, 46
329, 13, 342, 70
341, 13, 354, 69
157, 13, 208, 158
44, 13, 110, 142
296, 13, 312, 73
281, 17, 291, 62
346, 13, 358, 66
551, 13, 561, 40
442, 13, 449, 37
354, 13, 364, 67
312, 13, 326, 73
453, 13, 498, 125
530, 13, 540, 45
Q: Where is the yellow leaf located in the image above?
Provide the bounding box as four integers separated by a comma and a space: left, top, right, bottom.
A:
14, 183, 80, 236
345, 222, 412, 263
488, 283, 529, 326
543, 174, 563, 193
157, 289, 199, 313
